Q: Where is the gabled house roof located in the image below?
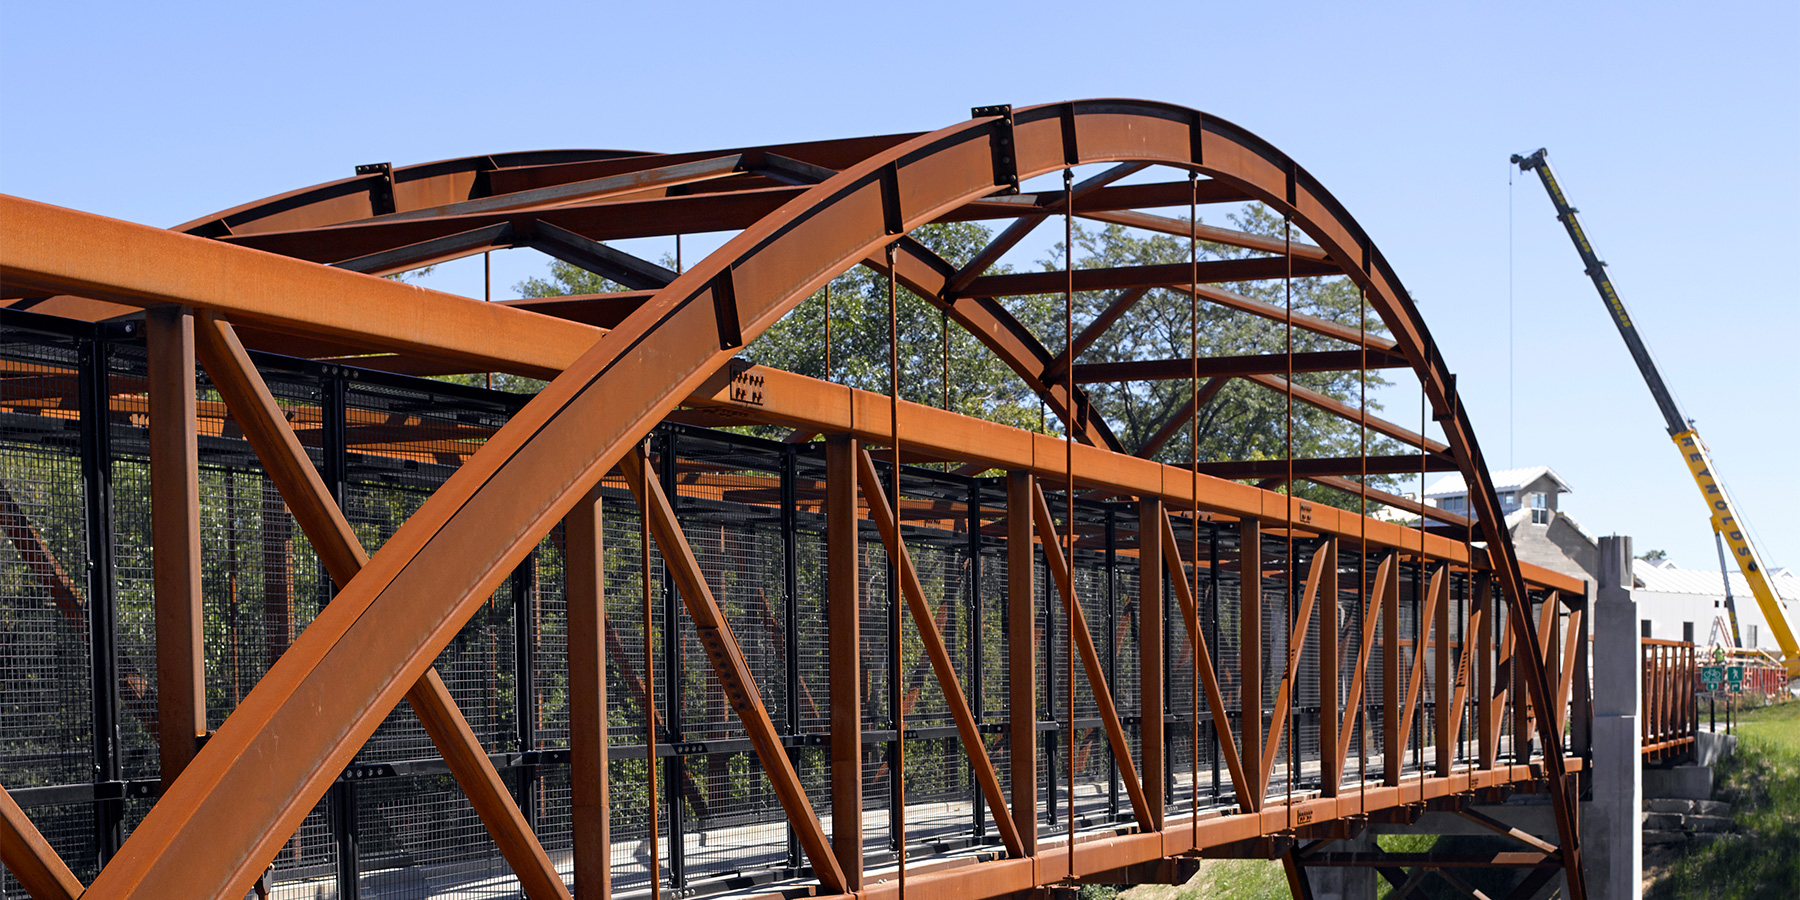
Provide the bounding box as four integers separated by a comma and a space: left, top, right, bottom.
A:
1424, 465, 1572, 501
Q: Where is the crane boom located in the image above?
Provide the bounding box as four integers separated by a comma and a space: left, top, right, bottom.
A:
1513, 148, 1799, 677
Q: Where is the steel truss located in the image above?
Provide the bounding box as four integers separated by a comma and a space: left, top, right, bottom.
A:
0, 100, 1590, 900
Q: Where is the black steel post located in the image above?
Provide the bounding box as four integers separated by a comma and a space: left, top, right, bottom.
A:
1161, 540, 1173, 807
1209, 523, 1221, 799
968, 478, 986, 842
319, 370, 348, 528
320, 368, 358, 900
780, 446, 802, 868
1042, 543, 1058, 827
332, 769, 360, 900
1105, 506, 1119, 820
512, 552, 538, 826
78, 332, 122, 862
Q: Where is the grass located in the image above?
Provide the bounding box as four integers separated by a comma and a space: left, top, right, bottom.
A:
1647, 699, 1800, 899
1114, 858, 1290, 900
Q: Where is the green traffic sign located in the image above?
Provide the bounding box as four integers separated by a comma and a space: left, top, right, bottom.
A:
1700, 665, 1724, 691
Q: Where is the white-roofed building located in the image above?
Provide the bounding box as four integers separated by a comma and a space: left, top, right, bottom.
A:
1423, 463, 1796, 653
1632, 558, 1800, 652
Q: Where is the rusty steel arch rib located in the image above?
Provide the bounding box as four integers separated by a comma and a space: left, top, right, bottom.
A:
84, 100, 1580, 900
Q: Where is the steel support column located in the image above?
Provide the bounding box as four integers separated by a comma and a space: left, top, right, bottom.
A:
826, 436, 863, 889
566, 487, 608, 899
145, 306, 204, 791
1137, 498, 1164, 833
1006, 472, 1037, 856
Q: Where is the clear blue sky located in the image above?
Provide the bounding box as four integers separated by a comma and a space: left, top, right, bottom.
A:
3, 1, 1794, 571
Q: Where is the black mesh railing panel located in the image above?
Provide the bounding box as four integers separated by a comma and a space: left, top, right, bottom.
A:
0, 320, 1559, 899
355, 773, 519, 900
0, 332, 92, 791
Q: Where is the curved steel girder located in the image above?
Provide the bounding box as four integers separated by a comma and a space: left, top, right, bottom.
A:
89, 99, 1574, 900
173, 134, 921, 237
174, 149, 648, 236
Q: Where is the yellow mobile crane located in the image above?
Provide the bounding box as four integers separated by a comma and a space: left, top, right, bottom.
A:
1513, 148, 1799, 677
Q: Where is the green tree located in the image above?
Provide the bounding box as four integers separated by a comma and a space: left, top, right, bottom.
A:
1042, 207, 1395, 460
1032, 206, 1402, 505
508, 205, 1408, 510
741, 221, 1053, 433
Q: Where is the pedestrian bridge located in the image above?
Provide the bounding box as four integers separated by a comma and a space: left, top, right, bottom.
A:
0, 101, 1591, 900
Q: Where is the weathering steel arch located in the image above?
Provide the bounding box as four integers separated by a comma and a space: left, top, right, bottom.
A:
72, 99, 1582, 900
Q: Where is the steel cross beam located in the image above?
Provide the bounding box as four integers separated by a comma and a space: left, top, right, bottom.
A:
947, 162, 1147, 294
1196, 455, 1458, 481
959, 256, 1340, 298
620, 450, 847, 893
189, 313, 573, 900
1072, 349, 1409, 383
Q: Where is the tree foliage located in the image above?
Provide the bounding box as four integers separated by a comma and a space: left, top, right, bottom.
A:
506, 203, 1411, 508
1043, 205, 1400, 482
741, 222, 1054, 433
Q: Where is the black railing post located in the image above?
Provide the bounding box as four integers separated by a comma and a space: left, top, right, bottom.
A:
968, 478, 986, 842
513, 552, 538, 827
1209, 523, 1221, 800
320, 367, 358, 900
1105, 506, 1119, 820
79, 330, 122, 862
332, 769, 360, 900
1161, 545, 1172, 808
1042, 542, 1058, 827
781, 445, 802, 868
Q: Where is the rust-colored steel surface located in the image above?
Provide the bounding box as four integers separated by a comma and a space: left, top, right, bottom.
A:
0, 101, 1592, 900
1642, 639, 1698, 760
